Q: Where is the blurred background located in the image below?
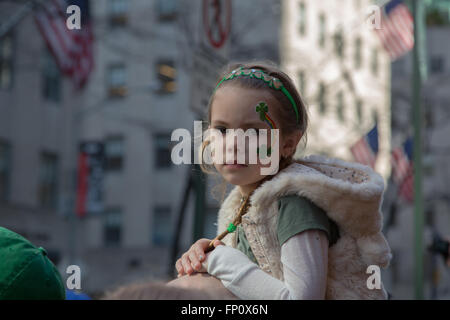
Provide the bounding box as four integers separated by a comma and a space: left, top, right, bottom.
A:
0, 0, 449, 299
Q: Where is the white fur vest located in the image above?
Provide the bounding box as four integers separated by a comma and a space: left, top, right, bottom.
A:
216, 155, 392, 300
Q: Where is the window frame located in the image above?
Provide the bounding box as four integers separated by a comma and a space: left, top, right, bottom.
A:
152, 205, 172, 246
355, 98, 363, 123
336, 91, 345, 122
371, 48, 379, 76
318, 82, 327, 114
298, 2, 307, 36
298, 70, 306, 95
109, 0, 128, 27
354, 37, 363, 69
154, 133, 173, 169
430, 55, 444, 74
42, 49, 62, 103
333, 29, 345, 59
0, 32, 14, 91
156, 0, 178, 22
155, 59, 176, 94
107, 63, 127, 98
104, 135, 125, 172
318, 13, 326, 48
103, 207, 122, 247
38, 151, 59, 210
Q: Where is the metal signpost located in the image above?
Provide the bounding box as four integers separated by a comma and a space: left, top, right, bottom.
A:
169, 0, 232, 276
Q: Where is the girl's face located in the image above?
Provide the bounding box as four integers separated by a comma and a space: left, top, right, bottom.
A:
209, 86, 296, 196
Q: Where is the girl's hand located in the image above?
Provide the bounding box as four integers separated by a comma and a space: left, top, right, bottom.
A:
175, 239, 224, 276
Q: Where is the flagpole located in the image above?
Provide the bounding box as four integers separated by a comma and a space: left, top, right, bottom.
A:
411, 0, 426, 300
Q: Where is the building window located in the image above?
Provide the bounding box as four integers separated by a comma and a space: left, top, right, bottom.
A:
336, 91, 344, 122
152, 205, 172, 246
42, 50, 61, 102
109, 0, 128, 27
105, 136, 124, 172
333, 29, 345, 59
104, 208, 122, 247
371, 48, 379, 76
430, 55, 444, 74
318, 14, 326, 48
38, 152, 59, 209
318, 82, 327, 114
107, 63, 127, 98
157, 0, 178, 21
0, 33, 13, 90
298, 70, 306, 94
372, 108, 378, 124
154, 133, 172, 169
155, 60, 176, 94
355, 98, 363, 123
354, 37, 362, 69
298, 2, 307, 36
0, 141, 11, 202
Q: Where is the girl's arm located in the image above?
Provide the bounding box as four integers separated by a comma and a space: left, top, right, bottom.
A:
205, 229, 328, 300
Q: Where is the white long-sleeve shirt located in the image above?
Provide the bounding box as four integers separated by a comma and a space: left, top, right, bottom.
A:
204, 229, 329, 300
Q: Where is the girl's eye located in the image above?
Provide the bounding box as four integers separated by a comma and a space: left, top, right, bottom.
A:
214, 126, 227, 134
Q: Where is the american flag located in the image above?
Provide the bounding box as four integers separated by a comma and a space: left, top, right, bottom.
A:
374, 0, 414, 61
351, 124, 379, 169
34, 0, 94, 89
391, 138, 414, 202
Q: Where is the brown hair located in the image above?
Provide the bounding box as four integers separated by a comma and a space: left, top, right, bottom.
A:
199, 60, 309, 202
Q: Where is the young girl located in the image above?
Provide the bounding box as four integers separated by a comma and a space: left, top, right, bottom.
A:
174, 61, 392, 300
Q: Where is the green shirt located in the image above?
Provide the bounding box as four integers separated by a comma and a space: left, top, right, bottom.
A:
236, 195, 340, 264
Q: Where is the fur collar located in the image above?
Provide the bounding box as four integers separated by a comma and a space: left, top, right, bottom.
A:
221, 154, 386, 238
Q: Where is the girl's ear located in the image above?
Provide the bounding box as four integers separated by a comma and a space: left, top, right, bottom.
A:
281, 131, 303, 157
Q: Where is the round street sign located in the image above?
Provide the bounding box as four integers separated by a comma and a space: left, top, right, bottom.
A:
202, 0, 232, 49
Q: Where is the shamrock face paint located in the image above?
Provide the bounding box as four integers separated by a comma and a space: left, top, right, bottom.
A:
255, 102, 276, 159
256, 102, 276, 130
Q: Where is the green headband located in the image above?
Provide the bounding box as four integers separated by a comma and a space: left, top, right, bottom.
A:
214, 67, 299, 124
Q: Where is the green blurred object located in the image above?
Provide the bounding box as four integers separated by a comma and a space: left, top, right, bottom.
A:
425, 0, 450, 25
0, 227, 66, 300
